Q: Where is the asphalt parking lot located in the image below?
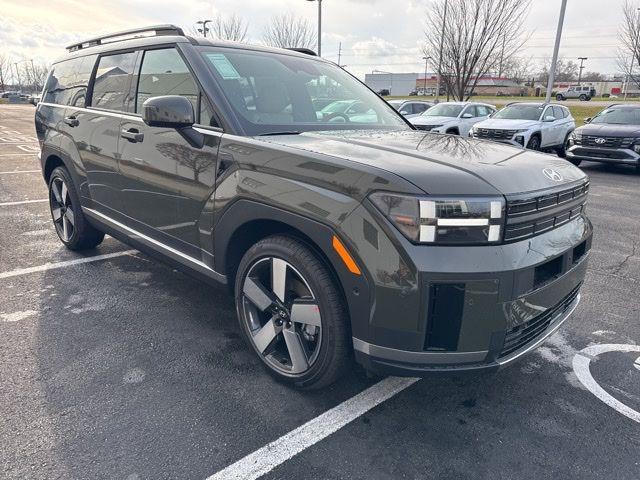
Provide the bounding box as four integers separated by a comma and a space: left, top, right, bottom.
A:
0, 103, 638, 480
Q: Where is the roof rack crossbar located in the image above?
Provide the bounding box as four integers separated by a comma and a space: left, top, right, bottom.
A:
66, 24, 185, 52
286, 48, 317, 56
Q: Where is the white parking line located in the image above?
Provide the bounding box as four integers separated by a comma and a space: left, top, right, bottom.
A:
206, 376, 419, 480
0, 250, 137, 279
0, 153, 38, 157
0, 170, 40, 174
0, 199, 48, 206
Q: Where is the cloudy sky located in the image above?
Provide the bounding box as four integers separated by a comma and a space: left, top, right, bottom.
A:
0, 0, 629, 79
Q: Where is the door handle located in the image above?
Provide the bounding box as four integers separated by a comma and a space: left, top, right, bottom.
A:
121, 128, 144, 143
64, 116, 79, 127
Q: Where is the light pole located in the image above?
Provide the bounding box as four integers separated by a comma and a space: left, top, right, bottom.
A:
435, 0, 448, 103
196, 19, 212, 38
545, 0, 568, 103
577, 57, 587, 85
624, 7, 640, 100
306, 0, 323, 56
422, 56, 431, 95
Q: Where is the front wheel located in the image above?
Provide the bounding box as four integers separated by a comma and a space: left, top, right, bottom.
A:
556, 134, 571, 158
235, 235, 351, 389
48, 166, 104, 250
526, 135, 541, 151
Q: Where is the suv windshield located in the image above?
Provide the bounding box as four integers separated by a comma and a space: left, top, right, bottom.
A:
590, 108, 640, 125
422, 104, 463, 117
493, 104, 544, 121
199, 47, 408, 135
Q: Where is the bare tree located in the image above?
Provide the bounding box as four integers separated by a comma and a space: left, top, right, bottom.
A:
536, 57, 579, 84
425, 0, 531, 101
617, 1, 640, 90
211, 13, 248, 42
500, 56, 535, 84
0, 55, 9, 91
262, 13, 316, 50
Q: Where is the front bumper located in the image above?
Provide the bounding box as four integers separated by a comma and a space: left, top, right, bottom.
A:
341, 204, 592, 376
566, 145, 640, 165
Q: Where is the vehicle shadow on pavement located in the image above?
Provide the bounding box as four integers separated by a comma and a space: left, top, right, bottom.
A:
30, 250, 373, 479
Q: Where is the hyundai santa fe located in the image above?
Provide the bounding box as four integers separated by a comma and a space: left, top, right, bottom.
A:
35, 25, 592, 389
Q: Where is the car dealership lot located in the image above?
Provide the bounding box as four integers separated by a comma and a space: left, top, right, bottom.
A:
0, 104, 638, 479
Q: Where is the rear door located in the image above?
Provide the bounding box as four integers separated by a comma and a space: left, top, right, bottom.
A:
74, 51, 139, 214
117, 46, 222, 255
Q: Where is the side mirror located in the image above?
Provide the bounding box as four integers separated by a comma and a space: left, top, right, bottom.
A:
399, 109, 410, 115
584, 117, 592, 124
462, 113, 473, 118
543, 116, 556, 122
142, 95, 195, 128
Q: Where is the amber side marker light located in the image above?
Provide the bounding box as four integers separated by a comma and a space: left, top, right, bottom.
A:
332, 235, 361, 275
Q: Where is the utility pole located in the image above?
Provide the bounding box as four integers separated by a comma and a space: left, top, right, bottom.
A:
577, 57, 587, 85
434, 0, 448, 103
422, 56, 431, 95
545, 0, 568, 103
624, 7, 640, 100
338, 42, 342, 66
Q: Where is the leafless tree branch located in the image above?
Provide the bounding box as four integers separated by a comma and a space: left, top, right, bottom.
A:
262, 13, 316, 50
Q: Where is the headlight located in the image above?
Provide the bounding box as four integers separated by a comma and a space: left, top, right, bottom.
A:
570, 131, 582, 139
369, 192, 504, 244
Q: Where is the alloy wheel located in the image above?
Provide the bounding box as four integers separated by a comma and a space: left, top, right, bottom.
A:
50, 176, 75, 242
240, 257, 323, 376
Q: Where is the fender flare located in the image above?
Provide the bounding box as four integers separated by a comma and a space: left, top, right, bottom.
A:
214, 199, 372, 336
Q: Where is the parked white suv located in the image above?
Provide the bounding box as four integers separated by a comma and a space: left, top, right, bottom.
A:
410, 101, 496, 136
470, 102, 575, 154
556, 85, 596, 101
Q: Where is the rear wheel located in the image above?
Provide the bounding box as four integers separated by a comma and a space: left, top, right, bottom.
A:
579, 94, 587, 101
556, 94, 564, 101
526, 135, 541, 151
48, 166, 104, 250
235, 235, 350, 389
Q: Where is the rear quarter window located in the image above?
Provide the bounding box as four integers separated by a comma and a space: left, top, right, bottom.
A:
42, 55, 97, 107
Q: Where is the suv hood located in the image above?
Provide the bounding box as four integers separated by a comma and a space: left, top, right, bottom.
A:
576, 123, 640, 137
257, 130, 586, 196
411, 115, 456, 126
474, 118, 541, 130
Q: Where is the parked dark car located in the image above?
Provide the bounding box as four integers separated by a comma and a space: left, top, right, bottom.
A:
35, 25, 592, 389
377, 88, 390, 96
566, 104, 640, 170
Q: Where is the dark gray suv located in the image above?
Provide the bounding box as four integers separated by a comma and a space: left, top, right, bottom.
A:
35, 25, 592, 388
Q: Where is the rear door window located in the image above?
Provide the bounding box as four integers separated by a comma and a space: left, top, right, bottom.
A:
42, 55, 97, 107
413, 103, 429, 114
91, 52, 138, 112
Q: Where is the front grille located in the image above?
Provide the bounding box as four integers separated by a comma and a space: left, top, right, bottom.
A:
504, 181, 589, 242
575, 135, 634, 149
571, 147, 634, 160
499, 284, 581, 358
474, 128, 517, 140
415, 124, 437, 131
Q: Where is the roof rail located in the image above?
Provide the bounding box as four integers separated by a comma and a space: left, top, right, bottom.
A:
287, 48, 317, 56
66, 24, 185, 52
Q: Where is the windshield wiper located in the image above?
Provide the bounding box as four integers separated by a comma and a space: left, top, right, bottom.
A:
257, 131, 302, 136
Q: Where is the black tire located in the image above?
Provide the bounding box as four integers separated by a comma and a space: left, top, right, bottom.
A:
569, 159, 582, 166
234, 235, 350, 389
579, 94, 587, 101
556, 94, 564, 101
446, 128, 460, 135
556, 133, 571, 158
526, 135, 541, 151
48, 166, 104, 250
